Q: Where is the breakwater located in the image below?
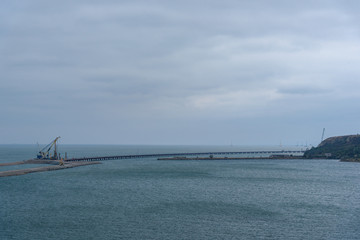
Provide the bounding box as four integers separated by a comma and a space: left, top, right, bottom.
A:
0, 160, 100, 177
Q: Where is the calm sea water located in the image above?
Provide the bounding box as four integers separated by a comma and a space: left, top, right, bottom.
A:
1, 145, 360, 240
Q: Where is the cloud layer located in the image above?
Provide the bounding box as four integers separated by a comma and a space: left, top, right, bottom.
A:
2, 0, 360, 145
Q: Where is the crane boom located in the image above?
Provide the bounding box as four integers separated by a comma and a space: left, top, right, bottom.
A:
40, 142, 53, 153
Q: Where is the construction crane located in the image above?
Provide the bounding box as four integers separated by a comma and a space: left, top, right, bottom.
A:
37, 137, 61, 160
321, 128, 326, 143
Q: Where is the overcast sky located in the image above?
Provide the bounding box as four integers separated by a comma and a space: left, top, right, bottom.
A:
1, 0, 360, 145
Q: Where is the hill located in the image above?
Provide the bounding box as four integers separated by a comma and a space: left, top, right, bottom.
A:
304, 134, 360, 161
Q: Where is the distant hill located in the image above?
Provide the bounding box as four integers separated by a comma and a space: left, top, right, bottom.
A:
304, 135, 360, 161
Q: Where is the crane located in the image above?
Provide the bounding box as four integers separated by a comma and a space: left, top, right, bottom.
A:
321, 128, 325, 143
37, 137, 61, 160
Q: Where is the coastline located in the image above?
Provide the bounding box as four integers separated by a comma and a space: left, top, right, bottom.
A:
340, 158, 360, 163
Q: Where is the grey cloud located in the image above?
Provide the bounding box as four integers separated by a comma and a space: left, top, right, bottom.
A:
2, 0, 360, 144
277, 87, 330, 95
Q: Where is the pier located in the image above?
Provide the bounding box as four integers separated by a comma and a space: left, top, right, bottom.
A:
65, 150, 305, 162
0, 150, 305, 177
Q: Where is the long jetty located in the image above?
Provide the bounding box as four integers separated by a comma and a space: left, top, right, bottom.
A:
65, 150, 305, 162
1, 150, 306, 177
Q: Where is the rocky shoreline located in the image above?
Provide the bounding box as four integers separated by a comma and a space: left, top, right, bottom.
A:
304, 134, 360, 162
340, 158, 360, 163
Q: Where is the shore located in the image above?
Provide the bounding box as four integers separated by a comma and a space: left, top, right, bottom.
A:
0, 159, 100, 177
340, 158, 360, 162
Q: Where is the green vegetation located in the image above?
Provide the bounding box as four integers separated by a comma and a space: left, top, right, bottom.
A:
304, 135, 360, 161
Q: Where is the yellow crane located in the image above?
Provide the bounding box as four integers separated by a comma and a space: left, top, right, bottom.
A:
37, 137, 61, 160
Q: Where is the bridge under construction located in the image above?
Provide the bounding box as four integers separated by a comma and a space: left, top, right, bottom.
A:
1, 149, 306, 177
65, 150, 305, 162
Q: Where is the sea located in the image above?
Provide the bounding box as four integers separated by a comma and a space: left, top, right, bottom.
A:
1, 144, 360, 240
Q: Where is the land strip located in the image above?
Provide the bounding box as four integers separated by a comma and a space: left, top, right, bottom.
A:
0, 160, 100, 177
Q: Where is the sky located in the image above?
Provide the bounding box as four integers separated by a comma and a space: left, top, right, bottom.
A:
1, 0, 360, 145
